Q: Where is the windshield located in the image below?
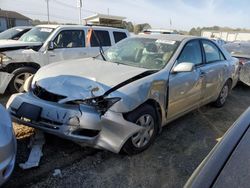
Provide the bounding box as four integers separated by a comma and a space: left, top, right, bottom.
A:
0, 28, 23, 39
100, 37, 180, 70
19, 27, 54, 43
224, 42, 250, 57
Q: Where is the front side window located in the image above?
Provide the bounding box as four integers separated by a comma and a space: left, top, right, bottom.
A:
177, 40, 202, 65
19, 27, 54, 43
202, 40, 224, 63
53, 30, 85, 48
91, 30, 111, 47
99, 37, 180, 70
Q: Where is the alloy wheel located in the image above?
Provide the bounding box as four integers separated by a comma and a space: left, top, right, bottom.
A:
220, 85, 229, 104
13, 72, 33, 92
131, 114, 155, 148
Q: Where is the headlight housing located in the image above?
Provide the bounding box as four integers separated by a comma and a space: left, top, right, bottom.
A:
23, 75, 34, 92
0, 53, 12, 64
71, 97, 121, 114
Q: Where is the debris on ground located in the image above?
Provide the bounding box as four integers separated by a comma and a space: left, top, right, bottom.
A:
19, 130, 45, 170
53, 169, 62, 178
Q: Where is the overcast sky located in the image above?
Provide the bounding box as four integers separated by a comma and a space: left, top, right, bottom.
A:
1, 0, 250, 30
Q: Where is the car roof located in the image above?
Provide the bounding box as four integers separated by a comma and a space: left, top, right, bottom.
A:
36, 24, 128, 31
12, 26, 33, 29
134, 34, 198, 42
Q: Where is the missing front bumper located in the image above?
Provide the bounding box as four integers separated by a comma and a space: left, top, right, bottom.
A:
7, 93, 143, 153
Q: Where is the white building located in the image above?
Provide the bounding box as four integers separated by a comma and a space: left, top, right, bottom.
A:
202, 30, 250, 42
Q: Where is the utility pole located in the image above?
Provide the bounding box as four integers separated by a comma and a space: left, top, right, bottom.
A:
46, 0, 50, 24
77, 0, 82, 24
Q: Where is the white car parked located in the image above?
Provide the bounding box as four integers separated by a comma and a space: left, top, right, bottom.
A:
0, 25, 129, 93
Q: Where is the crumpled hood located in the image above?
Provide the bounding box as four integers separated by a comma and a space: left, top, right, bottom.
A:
33, 58, 149, 102
0, 40, 42, 52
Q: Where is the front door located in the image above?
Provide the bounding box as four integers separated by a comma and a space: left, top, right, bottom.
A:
48, 29, 87, 63
168, 40, 205, 120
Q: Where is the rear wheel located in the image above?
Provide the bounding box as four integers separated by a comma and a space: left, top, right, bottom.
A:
122, 104, 159, 155
8, 67, 37, 93
213, 81, 230, 108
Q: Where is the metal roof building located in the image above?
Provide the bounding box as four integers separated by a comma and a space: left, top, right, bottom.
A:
83, 13, 126, 28
0, 9, 31, 32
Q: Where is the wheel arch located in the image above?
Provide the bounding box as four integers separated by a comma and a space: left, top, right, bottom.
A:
4, 62, 40, 73
123, 98, 163, 133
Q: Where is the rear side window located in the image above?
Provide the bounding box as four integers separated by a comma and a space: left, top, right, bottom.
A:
113, 31, 127, 43
177, 40, 202, 65
202, 40, 225, 63
54, 30, 85, 48
91, 30, 111, 47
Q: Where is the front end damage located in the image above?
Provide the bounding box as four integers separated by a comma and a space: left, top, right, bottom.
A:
7, 91, 144, 153
0, 72, 14, 94
0, 52, 14, 94
6, 57, 165, 153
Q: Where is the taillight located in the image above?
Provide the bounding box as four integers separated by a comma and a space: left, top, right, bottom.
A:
239, 58, 248, 65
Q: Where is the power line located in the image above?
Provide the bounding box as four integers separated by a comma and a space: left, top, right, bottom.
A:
54, 0, 76, 9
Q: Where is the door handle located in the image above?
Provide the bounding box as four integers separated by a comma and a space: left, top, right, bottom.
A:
50, 54, 56, 57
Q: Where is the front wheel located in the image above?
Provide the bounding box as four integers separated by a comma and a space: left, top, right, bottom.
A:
122, 104, 159, 155
8, 67, 37, 93
213, 81, 230, 108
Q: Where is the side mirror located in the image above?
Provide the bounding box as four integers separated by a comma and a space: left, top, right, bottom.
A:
48, 41, 54, 50
172, 62, 195, 73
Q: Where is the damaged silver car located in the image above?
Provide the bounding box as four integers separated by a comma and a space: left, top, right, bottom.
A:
0, 105, 16, 186
223, 41, 250, 86
7, 35, 239, 154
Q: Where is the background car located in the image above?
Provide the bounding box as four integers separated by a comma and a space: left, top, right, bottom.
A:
185, 107, 250, 188
210, 38, 226, 46
0, 26, 33, 40
0, 25, 129, 94
139, 28, 178, 35
223, 41, 250, 86
7, 35, 238, 155
0, 105, 16, 186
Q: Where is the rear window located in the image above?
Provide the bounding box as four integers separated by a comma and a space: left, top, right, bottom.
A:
91, 30, 111, 47
113, 31, 127, 43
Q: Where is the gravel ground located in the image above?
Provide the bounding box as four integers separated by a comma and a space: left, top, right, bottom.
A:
1, 84, 250, 188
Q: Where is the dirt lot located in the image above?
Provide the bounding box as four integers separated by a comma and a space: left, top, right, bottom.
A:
1, 84, 250, 188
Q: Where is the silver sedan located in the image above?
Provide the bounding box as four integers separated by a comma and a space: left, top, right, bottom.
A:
0, 105, 16, 186
7, 35, 239, 154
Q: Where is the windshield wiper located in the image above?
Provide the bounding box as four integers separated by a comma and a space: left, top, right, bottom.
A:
91, 29, 106, 61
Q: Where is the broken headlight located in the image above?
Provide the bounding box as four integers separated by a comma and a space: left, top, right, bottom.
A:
0, 53, 12, 64
72, 97, 121, 113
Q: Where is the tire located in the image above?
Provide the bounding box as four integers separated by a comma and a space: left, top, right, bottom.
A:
8, 67, 37, 93
122, 104, 159, 155
213, 81, 231, 108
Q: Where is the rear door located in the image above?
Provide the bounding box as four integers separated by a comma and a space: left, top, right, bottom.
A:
48, 29, 87, 63
200, 40, 228, 103
86, 29, 112, 57
168, 40, 205, 119
113, 31, 128, 43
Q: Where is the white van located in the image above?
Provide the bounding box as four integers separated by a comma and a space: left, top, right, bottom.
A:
0, 25, 129, 93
